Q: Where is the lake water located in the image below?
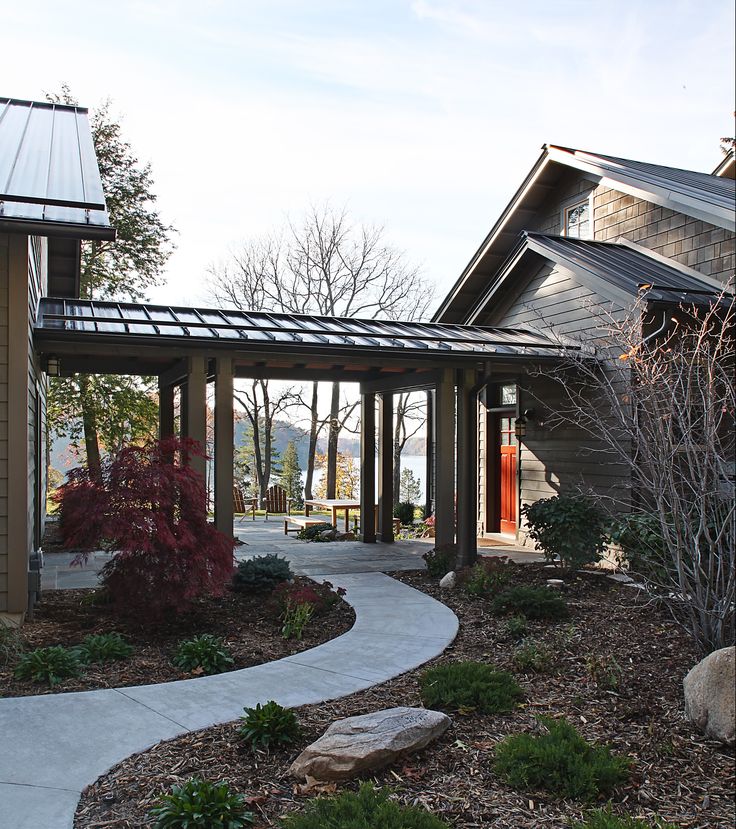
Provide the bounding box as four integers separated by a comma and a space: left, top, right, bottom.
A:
311, 454, 426, 496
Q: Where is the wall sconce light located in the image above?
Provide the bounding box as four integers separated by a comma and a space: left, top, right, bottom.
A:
46, 355, 61, 376
515, 408, 536, 439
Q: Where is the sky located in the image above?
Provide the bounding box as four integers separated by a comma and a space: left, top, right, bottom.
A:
2, 0, 734, 313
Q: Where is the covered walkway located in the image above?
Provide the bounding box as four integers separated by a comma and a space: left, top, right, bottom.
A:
35, 298, 577, 567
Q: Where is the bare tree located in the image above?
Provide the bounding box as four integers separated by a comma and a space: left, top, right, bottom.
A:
209, 206, 434, 497
234, 380, 297, 504
393, 392, 426, 505
539, 293, 735, 655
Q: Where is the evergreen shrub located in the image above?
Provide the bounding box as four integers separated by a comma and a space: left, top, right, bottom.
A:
232, 554, 292, 593
492, 586, 569, 621
419, 660, 523, 714
494, 717, 630, 801
522, 495, 608, 568
394, 501, 416, 526
279, 782, 450, 828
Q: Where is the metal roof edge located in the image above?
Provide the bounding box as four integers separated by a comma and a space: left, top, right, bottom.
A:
712, 150, 735, 178
0, 96, 89, 114
614, 236, 726, 291
0, 216, 115, 241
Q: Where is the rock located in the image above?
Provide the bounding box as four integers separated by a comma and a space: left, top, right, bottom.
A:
318, 529, 337, 541
439, 571, 456, 589
683, 646, 735, 746
335, 532, 356, 541
546, 579, 565, 588
289, 707, 451, 781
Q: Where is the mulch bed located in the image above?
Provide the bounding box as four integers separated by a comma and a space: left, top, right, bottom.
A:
0, 579, 355, 697
75, 563, 734, 828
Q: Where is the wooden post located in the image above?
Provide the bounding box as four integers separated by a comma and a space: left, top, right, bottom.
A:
434, 369, 455, 548
214, 358, 234, 537
456, 368, 478, 567
158, 380, 175, 440
377, 392, 394, 543
424, 389, 434, 520
182, 356, 208, 493
359, 392, 376, 543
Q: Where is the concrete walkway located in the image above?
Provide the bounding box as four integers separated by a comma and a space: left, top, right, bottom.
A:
0, 572, 458, 829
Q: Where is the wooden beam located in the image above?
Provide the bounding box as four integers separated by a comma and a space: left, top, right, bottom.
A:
214, 358, 234, 537
377, 392, 394, 543
158, 380, 175, 440
182, 356, 208, 492
360, 369, 441, 395
456, 368, 478, 567
359, 393, 376, 543
159, 358, 189, 388
434, 368, 455, 548
425, 389, 434, 519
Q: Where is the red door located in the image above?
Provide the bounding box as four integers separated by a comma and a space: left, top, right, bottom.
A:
499, 416, 517, 535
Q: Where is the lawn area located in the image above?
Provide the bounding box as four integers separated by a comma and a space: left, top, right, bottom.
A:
72, 562, 734, 828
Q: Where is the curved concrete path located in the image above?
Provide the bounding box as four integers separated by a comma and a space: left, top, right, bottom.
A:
0, 572, 458, 829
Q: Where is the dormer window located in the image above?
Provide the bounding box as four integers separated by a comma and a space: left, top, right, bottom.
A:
563, 199, 591, 239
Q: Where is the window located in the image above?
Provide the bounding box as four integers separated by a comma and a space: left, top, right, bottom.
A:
500, 384, 517, 406
563, 199, 591, 239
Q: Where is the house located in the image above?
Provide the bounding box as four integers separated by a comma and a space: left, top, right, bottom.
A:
433, 144, 735, 543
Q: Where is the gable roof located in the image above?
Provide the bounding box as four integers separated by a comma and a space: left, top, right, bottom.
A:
434, 144, 735, 323
0, 97, 113, 239
467, 232, 730, 324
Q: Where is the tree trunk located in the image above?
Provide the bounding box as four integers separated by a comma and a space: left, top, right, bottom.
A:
326, 381, 340, 499
262, 381, 272, 502
393, 415, 402, 506
79, 375, 102, 480
304, 382, 319, 500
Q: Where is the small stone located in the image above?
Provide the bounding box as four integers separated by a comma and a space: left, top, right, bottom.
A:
683, 646, 735, 746
439, 571, 457, 589
289, 707, 451, 781
318, 529, 338, 541
546, 579, 564, 588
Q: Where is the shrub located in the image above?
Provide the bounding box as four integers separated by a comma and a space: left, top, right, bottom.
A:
505, 615, 529, 640
272, 580, 346, 617
494, 717, 631, 801
149, 778, 254, 828
570, 808, 678, 829
297, 522, 335, 542
522, 495, 608, 569
423, 544, 456, 578
492, 586, 569, 621
14, 646, 83, 686
232, 554, 292, 593
279, 782, 450, 829
394, 501, 416, 526
281, 601, 315, 640
419, 661, 523, 714
512, 640, 553, 673
586, 654, 625, 691
461, 556, 512, 597
54, 437, 235, 620
77, 632, 133, 663
0, 624, 24, 667
239, 700, 301, 750
173, 634, 234, 676
607, 512, 667, 579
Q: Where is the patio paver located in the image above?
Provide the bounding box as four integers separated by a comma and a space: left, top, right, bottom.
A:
0, 572, 458, 829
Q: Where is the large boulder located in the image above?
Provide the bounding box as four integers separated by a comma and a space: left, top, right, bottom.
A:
683, 646, 735, 746
289, 707, 451, 781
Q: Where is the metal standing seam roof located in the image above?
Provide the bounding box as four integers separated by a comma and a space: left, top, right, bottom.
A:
0, 97, 112, 238
35, 298, 573, 358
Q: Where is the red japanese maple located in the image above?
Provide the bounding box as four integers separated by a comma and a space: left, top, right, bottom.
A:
55, 437, 234, 619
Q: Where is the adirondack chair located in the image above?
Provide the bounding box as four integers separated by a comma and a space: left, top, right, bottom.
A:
263, 484, 292, 520
232, 486, 256, 522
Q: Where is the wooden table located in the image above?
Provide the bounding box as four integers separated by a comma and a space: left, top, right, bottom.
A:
304, 498, 366, 532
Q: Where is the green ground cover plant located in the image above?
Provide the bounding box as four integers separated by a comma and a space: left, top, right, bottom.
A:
173, 635, 234, 675
570, 808, 678, 829
494, 717, 631, 801
232, 554, 292, 593
512, 640, 553, 673
239, 700, 301, 750
14, 645, 83, 686
419, 660, 523, 714
462, 556, 512, 597
281, 601, 315, 640
279, 782, 450, 828
492, 586, 570, 621
522, 495, 608, 569
504, 614, 529, 640
422, 545, 456, 578
586, 655, 625, 691
149, 778, 254, 828
77, 632, 134, 663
